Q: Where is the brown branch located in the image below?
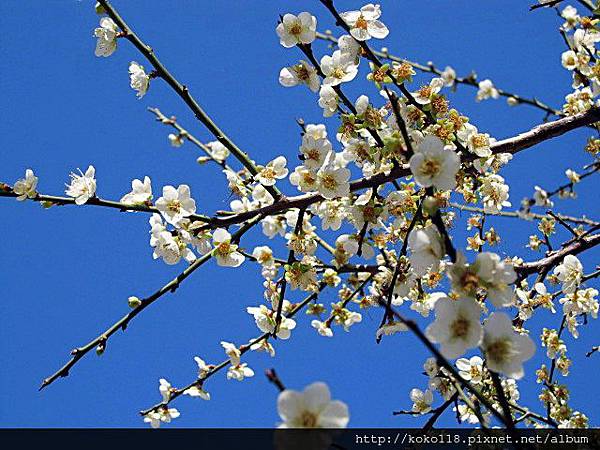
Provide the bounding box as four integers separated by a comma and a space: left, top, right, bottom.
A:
139, 284, 326, 416
147, 107, 235, 172
0, 189, 211, 223
316, 32, 562, 117
199, 100, 600, 232
586, 345, 599, 357
422, 392, 459, 431
96, 0, 283, 201
530, 0, 565, 11
265, 368, 286, 392
39, 215, 262, 390
449, 201, 599, 227
516, 233, 600, 276
374, 297, 510, 427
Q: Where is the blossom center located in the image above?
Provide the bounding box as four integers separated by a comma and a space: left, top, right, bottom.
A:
332, 67, 346, 79
486, 338, 511, 364
289, 22, 302, 36
167, 200, 181, 213
261, 167, 276, 181
301, 410, 318, 427
418, 85, 432, 98
450, 317, 470, 338
461, 272, 480, 294
217, 242, 231, 255
419, 158, 441, 177
471, 134, 489, 148
355, 15, 369, 30
372, 68, 386, 83
294, 64, 310, 81
321, 174, 339, 190
302, 171, 316, 185
305, 148, 321, 161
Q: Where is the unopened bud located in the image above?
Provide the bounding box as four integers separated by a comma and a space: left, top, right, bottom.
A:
422, 196, 439, 216
506, 96, 519, 106
128, 296, 142, 308
96, 345, 104, 356
196, 156, 211, 165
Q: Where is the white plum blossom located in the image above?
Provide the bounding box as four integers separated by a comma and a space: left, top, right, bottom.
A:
129, 61, 150, 98
409, 388, 433, 414
159, 378, 172, 402
262, 215, 287, 239
221, 341, 241, 366
205, 141, 230, 162
300, 135, 332, 170
482, 312, 535, 379
476, 79, 499, 101
553, 255, 583, 294
183, 385, 210, 400
65, 165, 97, 205
193, 356, 211, 379
573, 28, 600, 53
457, 123, 493, 158
304, 123, 328, 140
277, 382, 349, 428
408, 225, 444, 276
227, 363, 255, 381
289, 166, 318, 193
143, 407, 180, 428
340, 4, 389, 41
252, 184, 275, 206
212, 228, 245, 267
409, 135, 460, 191
321, 50, 358, 86
375, 321, 407, 340
246, 304, 297, 339
13, 169, 38, 201
561, 5, 580, 30
448, 252, 516, 308
155, 184, 196, 226
317, 200, 345, 231
311, 319, 333, 337
151, 230, 195, 265
338, 34, 361, 60
316, 161, 351, 199
256, 156, 288, 186
479, 174, 511, 213
120, 176, 152, 205
276, 12, 317, 48
565, 168, 580, 183
533, 185, 554, 207
456, 356, 485, 384
252, 246, 275, 267
440, 66, 456, 87
412, 78, 444, 105
279, 61, 320, 92
425, 297, 483, 359
318, 85, 339, 117
94, 17, 118, 57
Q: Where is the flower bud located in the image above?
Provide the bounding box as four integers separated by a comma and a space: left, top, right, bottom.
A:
128, 296, 142, 308
422, 196, 439, 216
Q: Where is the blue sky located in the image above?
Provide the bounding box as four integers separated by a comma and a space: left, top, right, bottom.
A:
1, 0, 598, 428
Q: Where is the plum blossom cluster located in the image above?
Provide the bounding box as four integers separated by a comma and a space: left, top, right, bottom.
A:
3, 0, 599, 431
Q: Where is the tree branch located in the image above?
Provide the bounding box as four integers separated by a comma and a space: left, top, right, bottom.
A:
96, 0, 283, 201
39, 214, 263, 390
